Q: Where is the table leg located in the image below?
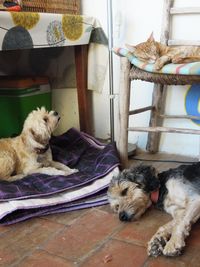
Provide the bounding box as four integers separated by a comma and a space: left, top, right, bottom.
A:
74, 45, 91, 134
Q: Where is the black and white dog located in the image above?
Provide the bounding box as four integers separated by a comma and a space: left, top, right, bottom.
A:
108, 163, 200, 257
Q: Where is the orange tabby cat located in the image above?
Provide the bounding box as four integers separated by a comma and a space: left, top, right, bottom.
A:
126, 33, 200, 70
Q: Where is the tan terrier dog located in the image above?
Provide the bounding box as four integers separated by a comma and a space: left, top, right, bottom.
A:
108, 164, 200, 257
0, 107, 77, 182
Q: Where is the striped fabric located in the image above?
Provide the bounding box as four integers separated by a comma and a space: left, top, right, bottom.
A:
113, 47, 200, 75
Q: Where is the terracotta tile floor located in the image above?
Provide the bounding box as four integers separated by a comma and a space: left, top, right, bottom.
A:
1, 152, 200, 267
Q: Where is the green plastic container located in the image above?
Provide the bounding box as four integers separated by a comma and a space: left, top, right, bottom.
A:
0, 84, 52, 138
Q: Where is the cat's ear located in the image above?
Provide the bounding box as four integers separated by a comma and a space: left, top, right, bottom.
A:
147, 32, 154, 42
125, 44, 136, 53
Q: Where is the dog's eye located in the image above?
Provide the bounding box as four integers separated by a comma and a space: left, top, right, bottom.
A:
121, 188, 128, 196
43, 117, 48, 123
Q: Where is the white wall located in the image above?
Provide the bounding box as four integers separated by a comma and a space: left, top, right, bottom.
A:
82, 0, 200, 157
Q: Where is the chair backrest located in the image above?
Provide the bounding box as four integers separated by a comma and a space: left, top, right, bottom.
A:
161, 0, 200, 46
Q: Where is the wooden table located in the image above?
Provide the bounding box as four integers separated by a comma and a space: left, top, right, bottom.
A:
0, 11, 99, 133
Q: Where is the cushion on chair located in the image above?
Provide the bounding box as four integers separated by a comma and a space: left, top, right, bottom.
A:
113, 47, 200, 75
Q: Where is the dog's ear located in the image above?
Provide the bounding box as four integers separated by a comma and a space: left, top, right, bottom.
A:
29, 128, 49, 145
122, 168, 143, 184
123, 165, 159, 193
144, 174, 160, 193
109, 175, 118, 187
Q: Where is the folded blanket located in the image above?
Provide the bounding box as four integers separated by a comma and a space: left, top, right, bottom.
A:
0, 167, 118, 225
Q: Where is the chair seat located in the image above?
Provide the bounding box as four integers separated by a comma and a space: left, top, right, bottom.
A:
113, 47, 200, 76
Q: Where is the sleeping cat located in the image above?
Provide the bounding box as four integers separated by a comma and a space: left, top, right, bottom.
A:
126, 33, 200, 70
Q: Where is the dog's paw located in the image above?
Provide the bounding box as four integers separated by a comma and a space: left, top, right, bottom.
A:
148, 236, 167, 257
163, 238, 184, 257
63, 168, 78, 175
70, 168, 79, 174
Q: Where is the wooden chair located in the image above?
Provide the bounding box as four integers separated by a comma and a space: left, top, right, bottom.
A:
117, 0, 200, 168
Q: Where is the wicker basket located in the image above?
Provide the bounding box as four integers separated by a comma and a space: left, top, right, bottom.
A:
21, 0, 80, 14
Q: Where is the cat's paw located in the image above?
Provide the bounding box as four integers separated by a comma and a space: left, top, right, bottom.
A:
154, 60, 164, 71
172, 57, 183, 64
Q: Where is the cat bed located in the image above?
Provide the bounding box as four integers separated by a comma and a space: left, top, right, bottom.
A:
0, 128, 120, 225
113, 47, 200, 76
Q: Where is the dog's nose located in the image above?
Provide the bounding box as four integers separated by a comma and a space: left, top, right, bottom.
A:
119, 211, 131, 222
53, 111, 59, 116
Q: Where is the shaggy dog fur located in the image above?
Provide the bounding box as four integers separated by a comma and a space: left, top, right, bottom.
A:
108, 164, 200, 257
0, 107, 77, 182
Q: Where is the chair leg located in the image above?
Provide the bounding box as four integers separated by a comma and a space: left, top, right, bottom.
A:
117, 57, 131, 168
147, 84, 167, 152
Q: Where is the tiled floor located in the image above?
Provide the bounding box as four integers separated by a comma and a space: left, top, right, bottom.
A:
1, 152, 200, 267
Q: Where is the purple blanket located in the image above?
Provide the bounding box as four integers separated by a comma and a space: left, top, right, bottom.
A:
0, 128, 120, 201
